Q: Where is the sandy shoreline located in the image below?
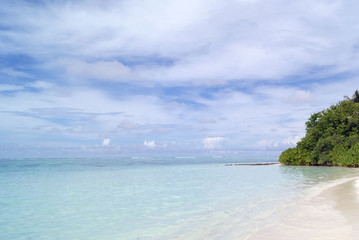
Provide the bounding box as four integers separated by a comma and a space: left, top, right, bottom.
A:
162, 167, 359, 240
247, 176, 359, 240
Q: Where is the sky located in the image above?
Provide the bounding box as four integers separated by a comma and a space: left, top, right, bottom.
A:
1, 0, 359, 158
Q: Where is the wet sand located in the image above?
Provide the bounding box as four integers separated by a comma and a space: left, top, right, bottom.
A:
248, 177, 359, 240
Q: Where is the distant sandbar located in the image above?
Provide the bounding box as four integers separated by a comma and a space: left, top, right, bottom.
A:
225, 163, 280, 166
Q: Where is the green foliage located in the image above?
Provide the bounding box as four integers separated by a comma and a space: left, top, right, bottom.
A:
279, 147, 310, 165
331, 142, 359, 167
279, 90, 359, 167
352, 90, 359, 103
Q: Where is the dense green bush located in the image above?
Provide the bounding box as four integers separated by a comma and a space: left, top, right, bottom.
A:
279, 91, 359, 167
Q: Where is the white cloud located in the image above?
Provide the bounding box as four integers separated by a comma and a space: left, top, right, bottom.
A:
1, 68, 31, 78
66, 60, 131, 81
2, 0, 359, 156
287, 90, 315, 105
203, 137, 224, 149
117, 120, 140, 132
26, 81, 54, 89
0, 76, 355, 153
257, 135, 304, 149
70, 125, 83, 133
3, 0, 359, 85
0, 86, 181, 145
102, 138, 111, 147
257, 139, 280, 149
0, 84, 24, 91
144, 140, 156, 149
282, 135, 303, 146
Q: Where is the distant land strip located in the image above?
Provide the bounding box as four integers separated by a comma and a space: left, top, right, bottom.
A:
225, 163, 280, 166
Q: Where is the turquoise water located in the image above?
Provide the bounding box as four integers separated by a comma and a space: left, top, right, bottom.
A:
1, 157, 358, 240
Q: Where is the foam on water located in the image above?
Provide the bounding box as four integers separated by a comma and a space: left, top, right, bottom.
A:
0, 158, 358, 240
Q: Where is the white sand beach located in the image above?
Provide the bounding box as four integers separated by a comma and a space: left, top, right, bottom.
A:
248, 176, 359, 240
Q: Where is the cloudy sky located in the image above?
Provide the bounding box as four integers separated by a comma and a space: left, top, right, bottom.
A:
1, 0, 359, 158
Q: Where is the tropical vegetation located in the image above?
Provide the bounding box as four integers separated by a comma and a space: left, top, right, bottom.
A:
279, 90, 359, 167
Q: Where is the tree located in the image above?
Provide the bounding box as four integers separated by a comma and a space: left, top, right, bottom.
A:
352, 90, 359, 103
279, 90, 359, 167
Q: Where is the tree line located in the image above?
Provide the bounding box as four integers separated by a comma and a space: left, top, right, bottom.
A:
279, 90, 359, 167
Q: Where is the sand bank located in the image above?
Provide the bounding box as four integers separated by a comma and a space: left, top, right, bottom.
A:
225, 163, 280, 166
247, 177, 359, 240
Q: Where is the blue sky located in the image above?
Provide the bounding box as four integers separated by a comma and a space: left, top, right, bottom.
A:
1, 0, 359, 158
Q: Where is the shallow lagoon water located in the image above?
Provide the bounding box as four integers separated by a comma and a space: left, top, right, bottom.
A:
1, 158, 358, 240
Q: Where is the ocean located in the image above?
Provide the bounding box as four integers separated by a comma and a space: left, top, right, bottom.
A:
1, 157, 358, 240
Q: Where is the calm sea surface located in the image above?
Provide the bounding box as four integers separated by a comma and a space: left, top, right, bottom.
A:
1, 157, 358, 240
